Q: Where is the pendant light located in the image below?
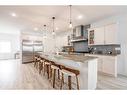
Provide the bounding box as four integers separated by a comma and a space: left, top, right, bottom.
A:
52, 17, 55, 35
43, 24, 47, 39
69, 5, 73, 28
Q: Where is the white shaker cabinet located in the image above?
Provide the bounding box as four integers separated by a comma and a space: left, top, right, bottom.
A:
102, 56, 117, 77
105, 24, 117, 44
94, 27, 105, 45
85, 54, 117, 77
97, 56, 103, 72
88, 23, 118, 45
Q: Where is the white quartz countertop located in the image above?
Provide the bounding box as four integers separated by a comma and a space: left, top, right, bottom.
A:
38, 53, 97, 70
61, 54, 98, 63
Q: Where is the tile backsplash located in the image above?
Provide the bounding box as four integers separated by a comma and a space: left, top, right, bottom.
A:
89, 44, 121, 55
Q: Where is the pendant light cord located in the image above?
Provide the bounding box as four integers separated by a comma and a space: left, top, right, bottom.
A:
44, 24, 46, 36
70, 5, 72, 23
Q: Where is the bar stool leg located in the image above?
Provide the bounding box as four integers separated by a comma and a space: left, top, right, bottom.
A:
36, 62, 38, 69
53, 69, 56, 88
34, 61, 36, 67
62, 73, 64, 84
58, 69, 60, 79
68, 76, 71, 90
76, 75, 79, 90
39, 62, 43, 74
60, 73, 64, 89
43, 63, 46, 75
50, 66, 52, 78
47, 65, 50, 79
39, 63, 41, 74
35, 62, 37, 68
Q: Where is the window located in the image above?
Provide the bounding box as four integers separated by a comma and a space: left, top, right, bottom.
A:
0, 41, 11, 53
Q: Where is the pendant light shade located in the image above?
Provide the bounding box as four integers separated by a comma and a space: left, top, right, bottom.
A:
69, 22, 72, 28
69, 5, 73, 28
52, 17, 55, 35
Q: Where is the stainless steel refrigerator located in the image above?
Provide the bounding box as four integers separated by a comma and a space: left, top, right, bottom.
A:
22, 40, 43, 64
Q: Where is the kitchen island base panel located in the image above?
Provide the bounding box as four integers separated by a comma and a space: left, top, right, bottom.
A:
79, 59, 98, 90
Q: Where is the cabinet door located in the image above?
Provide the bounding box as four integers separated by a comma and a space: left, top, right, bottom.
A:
94, 27, 105, 45
97, 56, 103, 72
88, 29, 94, 45
105, 24, 117, 44
102, 56, 117, 77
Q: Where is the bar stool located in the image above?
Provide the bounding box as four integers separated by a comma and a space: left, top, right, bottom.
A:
36, 56, 41, 69
34, 55, 39, 68
60, 66, 80, 90
43, 60, 52, 79
38, 57, 45, 74
50, 63, 60, 88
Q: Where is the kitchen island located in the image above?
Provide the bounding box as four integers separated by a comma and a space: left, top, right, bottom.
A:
38, 53, 98, 90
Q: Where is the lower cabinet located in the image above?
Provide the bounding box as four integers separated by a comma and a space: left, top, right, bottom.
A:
96, 55, 103, 72
102, 56, 117, 77
85, 54, 117, 77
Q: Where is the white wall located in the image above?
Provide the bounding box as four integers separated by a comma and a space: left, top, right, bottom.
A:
0, 22, 21, 60
43, 32, 56, 53
21, 32, 43, 41
90, 14, 127, 76
55, 30, 73, 51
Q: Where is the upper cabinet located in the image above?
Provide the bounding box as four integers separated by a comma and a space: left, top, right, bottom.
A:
94, 27, 105, 45
88, 23, 118, 45
105, 24, 117, 44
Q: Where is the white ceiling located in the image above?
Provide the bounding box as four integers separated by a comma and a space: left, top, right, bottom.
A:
0, 6, 127, 33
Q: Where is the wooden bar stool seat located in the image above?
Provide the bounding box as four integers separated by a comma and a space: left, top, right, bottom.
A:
60, 67, 80, 90
44, 61, 51, 65
60, 69, 76, 76
51, 65, 59, 70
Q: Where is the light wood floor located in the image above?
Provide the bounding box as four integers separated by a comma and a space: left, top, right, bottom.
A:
0, 59, 127, 90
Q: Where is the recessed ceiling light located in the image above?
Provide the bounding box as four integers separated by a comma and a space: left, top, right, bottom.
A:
77, 15, 83, 19
56, 27, 58, 30
34, 27, 38, 31
11, 12, 17, 17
